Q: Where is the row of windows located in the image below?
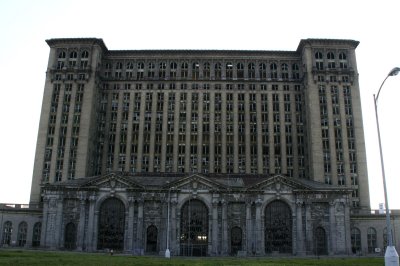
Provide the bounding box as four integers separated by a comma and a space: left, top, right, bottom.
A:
96, 89, 305, 177
58, 50, 89, 59
102, 83, 303, 92
315, 51, 349, 70
351, 227, 389, 254
1, 221, 41, 247
103, 61, 302, 80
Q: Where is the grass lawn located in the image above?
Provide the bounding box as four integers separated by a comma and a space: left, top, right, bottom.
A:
0, 249, 384, 266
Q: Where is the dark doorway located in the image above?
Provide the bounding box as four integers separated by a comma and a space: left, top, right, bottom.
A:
146, 225, 158, 253
315, 227, 328, 255
97, 197, 125, 251
265, 200, 292, 253
230, 226, 242, 255
64, 222, 77, 250
180, 199, 208, 256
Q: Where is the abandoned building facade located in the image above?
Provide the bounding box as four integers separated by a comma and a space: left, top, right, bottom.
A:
1, 38, 399, 256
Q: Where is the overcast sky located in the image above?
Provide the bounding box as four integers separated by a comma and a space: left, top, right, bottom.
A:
0, 0, 399, 209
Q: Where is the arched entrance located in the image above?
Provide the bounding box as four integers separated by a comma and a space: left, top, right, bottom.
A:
32, 222, 42, 247
17, 222, 28, 247
315, 227, 327, 255
230, 226, 242, 255
97, 197, 125, 251
64, 222, 77, 250
146, 225, 158, 253
264, 200, 292, 254
180, 199, 208, 256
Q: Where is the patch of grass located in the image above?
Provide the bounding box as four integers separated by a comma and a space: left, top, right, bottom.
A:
0, 249, 384, 266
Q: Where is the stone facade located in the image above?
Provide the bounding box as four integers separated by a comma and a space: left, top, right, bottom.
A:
15, 173, 354, 255
1, 38, 399, 256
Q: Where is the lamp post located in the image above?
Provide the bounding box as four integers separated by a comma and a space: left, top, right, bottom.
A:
165, 186, 173, 258
373, 67, 400, 266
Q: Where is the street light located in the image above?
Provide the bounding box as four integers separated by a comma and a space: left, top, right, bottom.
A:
165, 186, 173, 258
373, 67, 400, 266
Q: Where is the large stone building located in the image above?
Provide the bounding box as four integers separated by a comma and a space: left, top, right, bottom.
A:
1, 38, 399, 256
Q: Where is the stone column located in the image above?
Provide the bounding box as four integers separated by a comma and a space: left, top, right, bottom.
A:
126, 196, 135, 252
329, 201, 336, 255
222, 200, 228, 255
245, 201, 252, 255
54, 195, 63, 249
212, 200, 219, 255
296, 201, 305, 255
86, 195, 96, 251
76, 196, 86, 251
136, 198, 144, 253
40, 195, 50, 248
344, 201, 351, 255
255, 199, 263, 255
170, 198, 177, 254
305, 203, 312, 254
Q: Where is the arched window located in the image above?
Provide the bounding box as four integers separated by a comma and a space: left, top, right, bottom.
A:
69, 51, 77, 59
146, 225, 158, 253
115, 62, 123, 78
81, 50, 89, 58
64, 222, 76, 250
292, 63, 300, 79
270, 63, 278, 79
259, 63, 267, 79
58, 51, 66, 59
80, 51, 89, 68
351, 227, 361, 254
315, 52, 323, 70
97, 198, 125, 251
248, 63, 255, 79
226, 63, 233, 80
315, 227, 328, 255
181, 62, 188, 78
170, 62, 177, 79
126, 62, 134, 69
159, 62, 166, 78
125, 62, 134, 78
147, 62, 155, 78
180, 199, 208, 256
192, 62, 200, 80
2, 221, 12, 245
383, 227, 392, 251
339, 52, 348, 69
115, 62, 122, 69
68, 51, 77, 68
203, 62, 210, 79
327, 52, 336, 69
137, 62, 144, 80
32, 222, 41, 247
367, 227, 377, 253
281, 63, 289, 80
17, 222, 28, 247
214, 63, 222, 79
237, 62, 244, 79
57, 51, 66, 70
264, 200, 292, 253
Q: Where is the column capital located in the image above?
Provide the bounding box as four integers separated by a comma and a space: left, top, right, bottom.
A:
255, 198, 263, 206
89, 195, 97, 202
212, 199, 219, 207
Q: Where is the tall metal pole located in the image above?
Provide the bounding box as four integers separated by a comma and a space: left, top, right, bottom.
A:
374, 67, 400, 266
165, 187, 171, 258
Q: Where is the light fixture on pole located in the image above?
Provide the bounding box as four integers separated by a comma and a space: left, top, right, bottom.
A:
165, 185, 173, 258
373, 67, 400, 266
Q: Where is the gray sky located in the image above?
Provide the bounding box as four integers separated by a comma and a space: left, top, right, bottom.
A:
0, 0, 399, 209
